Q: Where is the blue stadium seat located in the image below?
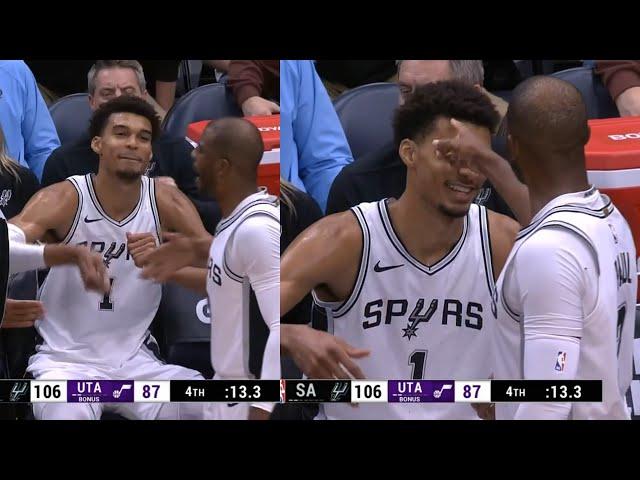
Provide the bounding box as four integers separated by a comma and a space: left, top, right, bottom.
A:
333, 82, 400, 160
551, 67, 619, 119
154, 282, 213, 378
162, 83, 242, 139
48, 93, 92, 146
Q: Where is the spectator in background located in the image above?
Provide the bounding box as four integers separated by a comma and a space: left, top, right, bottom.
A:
0, 61, 60, 181
595, 60, 640, 117
315, 60, 398, 99
27, 60, 180, 116
140, 60, 180, 113
227, 60, 280, 116
41, 60, 221, 234
281, 60, 353, 212
326, 60, 519, 222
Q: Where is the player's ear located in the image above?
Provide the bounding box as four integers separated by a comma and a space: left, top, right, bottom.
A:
219, 157, 231, 174
90, 136, 102, 156
398, 139, 416, 168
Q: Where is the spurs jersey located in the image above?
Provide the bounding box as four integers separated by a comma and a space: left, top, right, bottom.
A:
36, 174, 162, 368
314, 199, 498, 420
494, 187, 637, 419
206, 190, 279, 379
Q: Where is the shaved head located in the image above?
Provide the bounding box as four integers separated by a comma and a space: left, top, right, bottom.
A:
202, 117, 264, 180
507, 76, 590, 155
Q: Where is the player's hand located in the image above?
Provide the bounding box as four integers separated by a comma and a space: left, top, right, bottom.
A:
126, 232, 158, 268
241, 96, 280, 116
73, 246, 110, 294
140, 232, 198, 282
2, 299, 44, 328
472, 402, 495, 420
283, 325, 370, 379
433, 118, 494, 175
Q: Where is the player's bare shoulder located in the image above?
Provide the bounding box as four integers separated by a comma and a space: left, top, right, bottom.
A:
153, 179, 204, 234
284, 209, 362, 259
487, 209, 520, 278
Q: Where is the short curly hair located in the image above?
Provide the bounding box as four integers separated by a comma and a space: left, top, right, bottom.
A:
89, 95, 161, 141
393, 80, 499, 146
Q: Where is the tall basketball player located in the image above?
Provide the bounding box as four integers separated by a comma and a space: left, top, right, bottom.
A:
434, 76, 637, 419
10, 96, 212, 420
140, 118, 280, 421
280, 81, 520, 420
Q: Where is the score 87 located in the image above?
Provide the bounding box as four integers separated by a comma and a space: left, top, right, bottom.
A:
454, 381, 491, 403
134, 381, 171, 402
143, 384, 160, 399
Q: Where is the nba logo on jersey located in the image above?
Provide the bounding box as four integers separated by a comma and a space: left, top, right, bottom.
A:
555, 352, 567, 372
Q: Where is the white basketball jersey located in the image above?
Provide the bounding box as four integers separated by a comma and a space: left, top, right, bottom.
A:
314, 200, 497, 420
37, 174, 162, 368
206, 190, 279, 379
494, 188, 637, 420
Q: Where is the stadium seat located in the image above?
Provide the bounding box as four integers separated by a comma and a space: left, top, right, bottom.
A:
48, 93, 92, 146
551, 67, 619, 119
154, 282, 213, 379
333, 82, 400, 160
162, 83, 242, 139
176, 60, 203, 97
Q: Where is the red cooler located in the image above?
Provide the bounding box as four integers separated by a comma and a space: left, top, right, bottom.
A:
186, 115, 280, 196
585, 116, 640, 300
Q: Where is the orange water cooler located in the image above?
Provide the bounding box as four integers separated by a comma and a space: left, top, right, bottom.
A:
585, 117, 640, 300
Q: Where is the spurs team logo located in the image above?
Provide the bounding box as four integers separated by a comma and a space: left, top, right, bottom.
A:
0, 189, 11, 207
330, 382, 349, 401
364, 297, 484, 340
103, 242, 126, 268
10, 381, 29, 402
402, 299, 438, 340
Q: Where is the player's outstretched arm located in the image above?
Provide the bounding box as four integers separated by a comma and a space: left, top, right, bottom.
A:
281, 212, 370, 379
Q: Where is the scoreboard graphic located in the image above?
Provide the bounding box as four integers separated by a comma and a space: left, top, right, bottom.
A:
0, 379, 605, 404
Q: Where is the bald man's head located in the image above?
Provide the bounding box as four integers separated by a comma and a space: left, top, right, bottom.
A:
507, 76, 589, 155
202, 117, 264, 180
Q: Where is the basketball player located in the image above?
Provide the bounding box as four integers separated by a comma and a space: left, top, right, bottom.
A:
434, 76, 636, 419
280, 81, 520, 420
139, 118, 280, 421
9, 96, 212, 420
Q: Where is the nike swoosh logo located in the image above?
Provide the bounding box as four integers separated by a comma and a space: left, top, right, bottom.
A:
84, 216, 103, 223
227, 403, 239, 407
373, 261, 404, 272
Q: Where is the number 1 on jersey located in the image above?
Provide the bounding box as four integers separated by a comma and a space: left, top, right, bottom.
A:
99, 278, 115, 311
409, 350, 428, 379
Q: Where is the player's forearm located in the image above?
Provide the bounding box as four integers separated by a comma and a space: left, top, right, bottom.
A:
168, 267, 207, 294
251, 324, 280, 415
516, 333, 579, 420
478, 151, 531, 225
10, 241, 46, 274
191, 235, 214, 267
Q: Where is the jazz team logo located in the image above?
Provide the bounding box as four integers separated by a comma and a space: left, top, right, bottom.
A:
555, 351, 567, 372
